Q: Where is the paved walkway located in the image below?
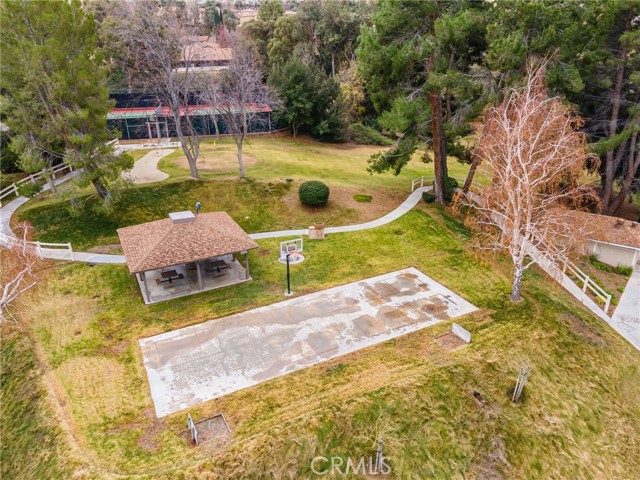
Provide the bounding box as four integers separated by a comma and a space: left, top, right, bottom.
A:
122, 149, 173, 184
140, 267, 478, 416
0, 178, 431, 263
250, 186, 431, 239
610, 267, 640, 351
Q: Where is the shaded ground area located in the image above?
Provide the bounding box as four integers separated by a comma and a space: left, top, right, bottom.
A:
140, 267, 478, 417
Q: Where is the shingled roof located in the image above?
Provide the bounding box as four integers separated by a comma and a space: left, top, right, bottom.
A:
117, 212, 259, 274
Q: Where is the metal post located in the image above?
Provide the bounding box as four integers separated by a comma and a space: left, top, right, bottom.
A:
375, 439, 383, 473
285, 253, 292, 296
244, 252, 249, 277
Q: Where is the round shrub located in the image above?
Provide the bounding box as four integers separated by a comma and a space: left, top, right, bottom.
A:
299, 180, 330, 207
422, 192, 436, 203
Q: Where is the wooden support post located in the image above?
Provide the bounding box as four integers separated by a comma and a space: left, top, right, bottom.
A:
141, 271, 151, 302
196, 261, 204, 291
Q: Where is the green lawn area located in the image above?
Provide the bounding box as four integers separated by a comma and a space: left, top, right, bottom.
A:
9, 205, 640, 479
19, 178, 378, 250
158, 135, 477, 188
17, 135, 478, 250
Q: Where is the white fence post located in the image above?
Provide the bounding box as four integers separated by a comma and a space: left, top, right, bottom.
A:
582, 277, 589, 293
35, 242, 42, 258
68, 243, 74, 261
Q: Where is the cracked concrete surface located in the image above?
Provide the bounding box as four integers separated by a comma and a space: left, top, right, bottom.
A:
140, 267, 478, 417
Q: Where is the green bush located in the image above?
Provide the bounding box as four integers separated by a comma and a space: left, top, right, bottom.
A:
17, 180, 44, 198
422, 192, 436, 203
615, 264, 633, 277
353, 194, 372, 203
588, 254, 612, 272
347, 123, 393, 146
299, 180, 330, 207
443, 176, 459, 202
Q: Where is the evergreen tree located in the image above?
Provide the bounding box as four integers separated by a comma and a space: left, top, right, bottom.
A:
358, 0, 487, 203
0, 0, 132, 206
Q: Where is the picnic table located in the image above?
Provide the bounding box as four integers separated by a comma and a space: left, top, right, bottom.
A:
205, 260, 228, 274
157, 269, 184, 284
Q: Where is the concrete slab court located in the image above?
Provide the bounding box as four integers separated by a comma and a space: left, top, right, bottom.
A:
140, 267, 478, 417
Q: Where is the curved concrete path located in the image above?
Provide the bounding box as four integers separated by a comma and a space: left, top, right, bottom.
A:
0, 179, 431, 264
122, 149, 173, 184
251, 186, 431, 239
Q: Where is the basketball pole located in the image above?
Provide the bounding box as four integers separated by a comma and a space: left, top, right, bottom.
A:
285, 253, 292, 296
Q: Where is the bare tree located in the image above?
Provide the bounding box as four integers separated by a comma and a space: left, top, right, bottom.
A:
459, 64, 599, 302
130, 1, 202, 179
209, 33, 274, 178
0, 226, 40, 324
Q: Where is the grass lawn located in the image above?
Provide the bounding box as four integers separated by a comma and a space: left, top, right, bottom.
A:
1, 326, 74, 479
8, 205, 640, 479
17, 136, 477, 250
158, 135, 477, 187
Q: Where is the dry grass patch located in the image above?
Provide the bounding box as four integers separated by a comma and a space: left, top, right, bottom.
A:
175, 146, 259, 173
281, 184, 406, 225
24, 293, 100, 357
55, 357, 137, 422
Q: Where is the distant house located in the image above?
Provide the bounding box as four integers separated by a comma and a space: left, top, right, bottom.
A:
181, 36, 232, 70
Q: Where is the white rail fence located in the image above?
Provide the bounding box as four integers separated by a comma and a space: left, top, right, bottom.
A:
562, 260, 612, 313
458, 189, 612, 315
0, 232, 75, 260
0, 163, 74, 205
411, 176, 468, 192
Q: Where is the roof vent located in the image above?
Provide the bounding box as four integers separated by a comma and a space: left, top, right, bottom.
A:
169, 211, 196, 224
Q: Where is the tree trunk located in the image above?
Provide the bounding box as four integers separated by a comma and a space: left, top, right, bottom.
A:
213, 113, 220, 141
462, 154, 480, 193
91, 178, 110, 201
47, 174, 56, 194
510, 261, 524, 302
601, 15, 630, 209
173, 112, 199, 179
237, 136, 245, 178
606, 120, 639, 214
430, 92, 447, 204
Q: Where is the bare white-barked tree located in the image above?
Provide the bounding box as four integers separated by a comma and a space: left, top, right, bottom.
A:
460, 63, 599, 302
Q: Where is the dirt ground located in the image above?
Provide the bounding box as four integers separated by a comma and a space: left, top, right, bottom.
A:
282, 185, 407, 223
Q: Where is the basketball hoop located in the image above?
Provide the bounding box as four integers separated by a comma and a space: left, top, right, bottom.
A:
278, 238, 305, 264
